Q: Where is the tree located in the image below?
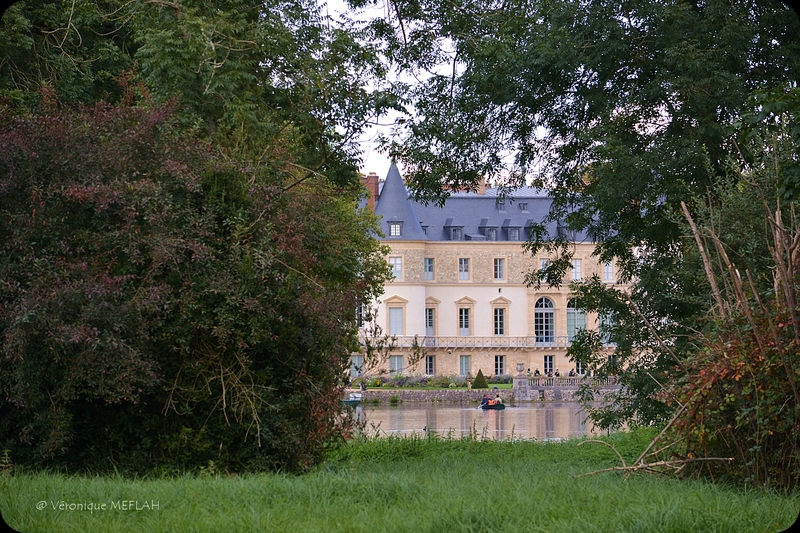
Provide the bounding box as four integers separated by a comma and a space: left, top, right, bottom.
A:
349, 0, 800, 428
0, 0, 398, 472
0, 98, 391, 473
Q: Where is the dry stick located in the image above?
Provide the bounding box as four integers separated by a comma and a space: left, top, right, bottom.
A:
573, 457, 734, 479
632, 403, 688, 467
707, 232, 769, 361
681, 201, 727, 319
577, 439, 627, 468
626, 294, 686, 373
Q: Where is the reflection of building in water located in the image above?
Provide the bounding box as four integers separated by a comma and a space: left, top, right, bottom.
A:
362, 403, 604, 440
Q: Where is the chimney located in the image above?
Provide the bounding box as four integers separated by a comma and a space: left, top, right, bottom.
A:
362, 172, 380, 208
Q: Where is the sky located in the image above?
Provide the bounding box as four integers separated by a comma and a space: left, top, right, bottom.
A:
321, 0, 398, 179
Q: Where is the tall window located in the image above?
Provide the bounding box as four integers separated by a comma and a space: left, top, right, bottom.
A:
567, 299, 587, 342
493, 258, 505, 280
540, 258, 550, 270
543, 355, 554, 374
599, 313, 616, 345
494, 355, 505, 376
575, 360, 585, 375
389, 257, 402, 279
425, 308, 435, 336
425, 355, 435, 376
493, 308, 506, 336
389, 355, 403, 375
534, 297, 555, 344
459, 308, 471, 336
388, 222, 402, 237
424, 257, 434, 280
350, 355, 364, 378
509, 228, 520, 241
451, 228, 462, 240
604, 261, 614, 282
459, 258, 470, 280
486, 228, 497, 241
459, 355, 471, 376
388, 307, 403, 336
571, 258, 582, 280
356, 304, 365, 327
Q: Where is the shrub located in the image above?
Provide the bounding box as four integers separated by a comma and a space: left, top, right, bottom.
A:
471, 370, 489, 389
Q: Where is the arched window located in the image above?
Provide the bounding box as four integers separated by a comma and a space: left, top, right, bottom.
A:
534, 297, 555, 344
566, 299, 586, 342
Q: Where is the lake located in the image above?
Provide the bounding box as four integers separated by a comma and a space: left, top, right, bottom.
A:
355, 402, 611, 441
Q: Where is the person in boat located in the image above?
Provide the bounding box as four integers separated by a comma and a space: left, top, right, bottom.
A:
480, 394, 490, 406
494, 394, 503, 404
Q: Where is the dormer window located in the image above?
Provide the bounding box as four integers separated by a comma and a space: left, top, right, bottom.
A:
497, 201, 506, 211
508, 228, 520, 241
519, 203, 528, 211
388, 222, 402, 237
451, 227, 462, 240
486, 228, 497, 241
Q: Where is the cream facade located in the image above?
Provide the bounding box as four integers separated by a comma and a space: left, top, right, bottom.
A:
356, 164, 623, 379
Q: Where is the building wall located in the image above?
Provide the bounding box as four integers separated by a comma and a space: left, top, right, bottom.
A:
361, 240, 624, 379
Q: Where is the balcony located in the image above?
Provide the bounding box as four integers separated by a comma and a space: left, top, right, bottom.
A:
373, 335, 572, 349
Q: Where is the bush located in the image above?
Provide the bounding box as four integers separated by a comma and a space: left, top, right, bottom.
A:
471, 370, 489, 389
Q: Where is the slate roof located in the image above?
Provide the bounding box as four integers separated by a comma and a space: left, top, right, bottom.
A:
373, 164, 591, 243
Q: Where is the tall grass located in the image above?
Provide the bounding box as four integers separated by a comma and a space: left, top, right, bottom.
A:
1, 429, 797, 532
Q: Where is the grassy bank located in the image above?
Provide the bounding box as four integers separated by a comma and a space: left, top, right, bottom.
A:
1, 429, 797, 532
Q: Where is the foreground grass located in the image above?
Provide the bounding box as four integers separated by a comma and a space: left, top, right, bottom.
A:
1, 429, 798, 533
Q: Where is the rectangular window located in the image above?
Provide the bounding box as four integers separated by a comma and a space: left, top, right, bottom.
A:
389, 355, 403, 375
494, 355, 505, 376
425, 355, 435, 376
389, 222, 402, 237
600, 314, 615, 345
356, 304, 365, 327
540, 258, 550, 270
451, 228, 462, 240
493, 258, 505, 280
459, 355, 471, 377
486, 228, 497, 241
389, 257, 402, 279
493, 308, 505, 336
572, 259, 582, 280
459, 258, 470, 280
543, 355, 554, 375
575, 361, 585, 375
424, 257, 434, 280
459, 308, 471, 336
388, 307, 403, 336
519, 202, 528, 211
350, 355, 364, 378
604, 261, 614, 282
509, 228, 520, 241
425, 308, 435, 336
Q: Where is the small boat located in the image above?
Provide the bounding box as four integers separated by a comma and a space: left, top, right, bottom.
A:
480, 402, 505, 410
342, 392, 362, 407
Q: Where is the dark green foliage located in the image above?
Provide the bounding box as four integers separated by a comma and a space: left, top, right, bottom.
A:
0, 100, 389, 474
471, 369, 488, 389
0, 0, 398, 475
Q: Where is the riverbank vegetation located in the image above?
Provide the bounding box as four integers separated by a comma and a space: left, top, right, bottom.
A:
2, 429, 797, 533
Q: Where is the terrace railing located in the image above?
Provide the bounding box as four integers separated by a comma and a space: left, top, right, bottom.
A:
376, 335, 572, 349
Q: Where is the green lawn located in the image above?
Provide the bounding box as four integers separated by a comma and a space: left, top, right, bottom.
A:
1, 429, 798, 532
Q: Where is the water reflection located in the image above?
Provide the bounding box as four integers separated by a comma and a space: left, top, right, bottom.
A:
356, 402, 608, 441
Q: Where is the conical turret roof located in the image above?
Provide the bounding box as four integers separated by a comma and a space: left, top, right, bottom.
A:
374, 162, 428, 240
